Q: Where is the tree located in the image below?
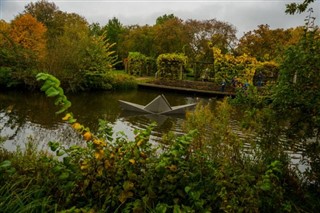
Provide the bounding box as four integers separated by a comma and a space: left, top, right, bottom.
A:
286, 0, 316, 14
103, 17, 124, 45
24, 0, 63, 40
156, 14, 176, 25
9, 14, 47, 60
0, 20, 14, 67
119, 25, 155, 58
185, 19, 237, 61
153, 17, 189, 55
45, 12, 90, 77
102, 17, 126, 68
269, 8, 320, 185
89, 22, 103, 36
237, 24, 304, 61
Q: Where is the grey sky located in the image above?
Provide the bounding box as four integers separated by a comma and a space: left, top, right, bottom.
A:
1, 0, 319, 38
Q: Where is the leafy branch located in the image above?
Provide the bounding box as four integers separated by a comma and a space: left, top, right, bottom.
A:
36, 73, 71, 115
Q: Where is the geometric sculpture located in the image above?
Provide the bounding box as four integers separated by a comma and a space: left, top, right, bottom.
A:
119, 94, 196, 115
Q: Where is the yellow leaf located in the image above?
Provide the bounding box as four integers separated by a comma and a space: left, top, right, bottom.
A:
95, 149, 105, 160
72, 122, 82, 131
83, 131, 92, 141
62, 113, 72, 121
118, 191, 134, 203
97, 166, 103, 176
167, 164, 178, 172
129, 159, 135, 165
136, 139, 143, 147
104, 160, 111, 169
80, 161, 88, 170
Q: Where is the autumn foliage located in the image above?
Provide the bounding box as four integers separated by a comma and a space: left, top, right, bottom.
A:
9, 14, 47, 59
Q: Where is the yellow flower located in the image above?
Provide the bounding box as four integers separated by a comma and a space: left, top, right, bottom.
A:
129, 159, 135, 165
83, 131, 92, 141
62, 113, 72, 121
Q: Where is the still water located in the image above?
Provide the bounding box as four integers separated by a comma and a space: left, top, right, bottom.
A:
0, 88, 307, 173
0, 88, 213, 151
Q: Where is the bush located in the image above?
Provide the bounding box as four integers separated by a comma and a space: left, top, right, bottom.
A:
156, 53, 187, 80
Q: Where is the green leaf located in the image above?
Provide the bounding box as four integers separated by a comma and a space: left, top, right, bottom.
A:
53, 165, 63, 173
185, 186, 192, 193
45, 86, 60, 97
56, 149, 65, 156
40, 80, 54, 91
154, 203, 168, 213
48, 141, 60, 152
55, 100, 71, 114
59, 172, 70, 180
36, 73, 48, 81
173, 205, 181, 213
0, 160, 12, 169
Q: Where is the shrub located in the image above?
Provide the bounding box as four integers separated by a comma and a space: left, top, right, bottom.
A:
156, 53, 187, 80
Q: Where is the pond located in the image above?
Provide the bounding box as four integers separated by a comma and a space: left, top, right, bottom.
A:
0, 88, 214, 151
0, 88, 307, 173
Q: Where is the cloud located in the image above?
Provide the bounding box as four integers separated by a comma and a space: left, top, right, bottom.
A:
1, 0, 318, 38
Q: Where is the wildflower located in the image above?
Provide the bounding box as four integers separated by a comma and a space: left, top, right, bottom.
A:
129, 159, 135, 165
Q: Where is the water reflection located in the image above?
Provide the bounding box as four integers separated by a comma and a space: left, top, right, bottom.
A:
0, 89, 207, 151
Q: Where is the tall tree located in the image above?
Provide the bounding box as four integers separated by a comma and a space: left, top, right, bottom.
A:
45, 12, 90, 77
103, 17, 124, 46
237, 24, 304, 61
185, 19, 237, 62
153, 17, 189, 55
24, 0, 63, 40
9, 14, 47, 67
10, 14, 47, 58
102, 17, 125, 68
119, 25, 155, 58
156, 13, 176, 25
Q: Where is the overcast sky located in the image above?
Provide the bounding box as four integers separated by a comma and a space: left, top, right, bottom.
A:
1, 0, 319, 38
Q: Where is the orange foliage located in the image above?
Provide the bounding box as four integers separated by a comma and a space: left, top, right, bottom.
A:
0, 20, 10, 45
9, 14, 47, 59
